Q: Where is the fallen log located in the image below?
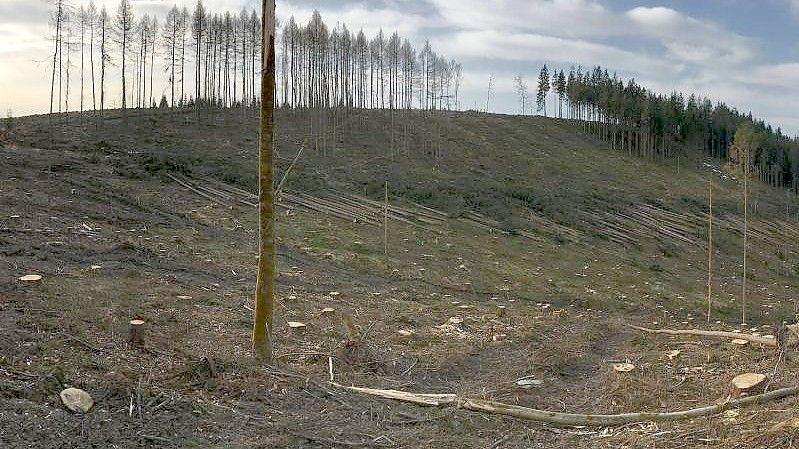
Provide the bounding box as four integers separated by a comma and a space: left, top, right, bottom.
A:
333, 383, 799, 426
628, 325, 776, 347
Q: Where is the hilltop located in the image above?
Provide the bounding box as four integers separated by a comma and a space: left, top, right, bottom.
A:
1, 108, 798, 448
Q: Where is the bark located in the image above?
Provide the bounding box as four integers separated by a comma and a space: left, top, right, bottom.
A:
252, 0, 276, 361
629, 325, 776, 347
50, 1, 63, 114
334, 383, 799, 426
707, 180, 713, 322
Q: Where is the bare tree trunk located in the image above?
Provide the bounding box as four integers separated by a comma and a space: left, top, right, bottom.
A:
334, 382, 799, 427
89, 6, 96, 111
180, 15, 186, 105
50, 1, 63, 114
65, 19, 71, 112
80, 9, 85, 113
150, 20, 155, 107
707, 179, 713, 323
253, 0, 276, 361
121, 24, 127, 112
742, 149, 749, 324
172, 27, 176, 107
99, 11, 106, 113
384, 181, 388, 257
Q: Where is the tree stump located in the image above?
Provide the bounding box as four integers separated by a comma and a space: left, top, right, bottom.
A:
129, 319, 145, 346
496, 305, 506, 317
729, 373, 767, 398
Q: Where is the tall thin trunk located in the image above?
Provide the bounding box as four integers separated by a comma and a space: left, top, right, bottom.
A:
50, 2, 62, 114
80, 13, 85, 113
707, 179, 713, 323
742, 151, 748, 324
180, 27, 186, 105
100, 15, 105, 113
59, 17, 63, 113
172, 27, 177, 107
253, 0, 276, 361
66, 22, 71, 112
150, 24, 155, 107
90, 12, 96, 110
121, 23, 127, 111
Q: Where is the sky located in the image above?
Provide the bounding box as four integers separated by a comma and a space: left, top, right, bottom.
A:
1, 0, 799, 134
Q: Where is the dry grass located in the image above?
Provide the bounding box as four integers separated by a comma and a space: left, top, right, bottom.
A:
3, 109, 799, 447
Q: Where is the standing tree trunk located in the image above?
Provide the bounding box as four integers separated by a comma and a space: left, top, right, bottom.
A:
180, 8, 187, 105
253, 0, 276, 361
707, 179, 712, 323
80, 7, 85, 113
65, 18, 71, 112
742, 146, 748, 324
150, 18, 157, 107
99, 8, 106, 113
50, 1, 63, 114
89, 3, 96, 111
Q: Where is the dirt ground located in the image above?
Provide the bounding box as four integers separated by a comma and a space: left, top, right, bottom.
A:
2, 111, 799, 448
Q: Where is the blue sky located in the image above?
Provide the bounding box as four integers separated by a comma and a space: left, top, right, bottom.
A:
1, 0, 798, 134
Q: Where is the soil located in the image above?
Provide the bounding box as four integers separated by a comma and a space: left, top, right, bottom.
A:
1, 109, 798, 448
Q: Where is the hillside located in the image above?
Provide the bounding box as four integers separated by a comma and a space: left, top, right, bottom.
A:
1, 108, 798, 448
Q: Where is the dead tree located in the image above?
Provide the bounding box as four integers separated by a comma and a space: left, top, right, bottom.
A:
50, 0, 67, 114
115, 0, 134, 113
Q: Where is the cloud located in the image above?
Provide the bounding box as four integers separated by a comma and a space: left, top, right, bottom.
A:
748, 63, 799, 89
432, 30, 676, 80
278, 1, 426, 38
625, 6, 753, 64
427, 1, 755, 66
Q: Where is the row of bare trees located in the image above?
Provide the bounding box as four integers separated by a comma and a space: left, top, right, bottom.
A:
48, 1, 463, 115
48, 0, 180, 113
279, 12, 462, 111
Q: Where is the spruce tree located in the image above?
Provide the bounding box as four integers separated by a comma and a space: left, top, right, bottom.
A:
536, 64, 550, 117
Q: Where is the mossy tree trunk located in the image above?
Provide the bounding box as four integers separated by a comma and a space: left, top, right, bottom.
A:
253, 0, 276, 361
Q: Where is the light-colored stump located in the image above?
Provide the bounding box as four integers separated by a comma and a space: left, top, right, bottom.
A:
129, 319, 145, 346
729, 373, 767, 398
613, 362, 635, 373
496, 305, 506, 317
18, 274, 42, 282
288, 321, 307, 335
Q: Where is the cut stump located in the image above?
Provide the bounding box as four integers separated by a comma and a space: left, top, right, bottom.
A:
18, 274, 42, 282
288, 321, 307, 334
496, 305, 507, 317
730, 373, 767, 398
129, 319, 145, 346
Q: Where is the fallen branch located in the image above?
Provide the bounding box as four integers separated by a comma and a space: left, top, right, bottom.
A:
275, 141, 305, 197
628, 325, 776, 347
332, 383, 799, 426
332, 384, 456, 406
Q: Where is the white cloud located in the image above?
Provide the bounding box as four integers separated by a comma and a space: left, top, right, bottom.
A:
626, 6, 753, 64
278, 2, 424, 38
748, 63, 799, 89
427, 1, 755, 66
432, 30, 676, 79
